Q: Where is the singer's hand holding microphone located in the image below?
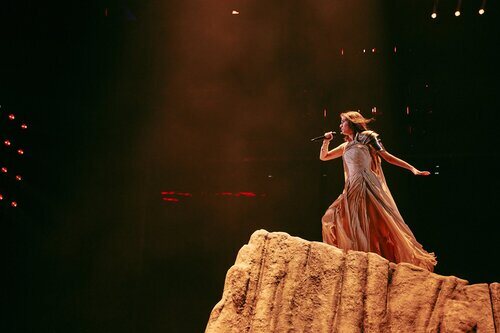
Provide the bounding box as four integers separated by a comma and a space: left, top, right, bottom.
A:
310, 131, 337, 142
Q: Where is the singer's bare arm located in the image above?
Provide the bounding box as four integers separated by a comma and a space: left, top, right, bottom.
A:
378, 150, 430, 176
320, 141, 347, 161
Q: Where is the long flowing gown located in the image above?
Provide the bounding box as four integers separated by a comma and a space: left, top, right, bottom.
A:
321, 133, 437, 271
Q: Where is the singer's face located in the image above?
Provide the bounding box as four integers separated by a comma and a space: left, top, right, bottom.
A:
340, 117, 353, 136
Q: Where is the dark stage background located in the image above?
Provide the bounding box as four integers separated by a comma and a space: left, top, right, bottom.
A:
2, 1, 499, 332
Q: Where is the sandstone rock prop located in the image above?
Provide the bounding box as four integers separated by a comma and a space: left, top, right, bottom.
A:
206, 230, 499, 333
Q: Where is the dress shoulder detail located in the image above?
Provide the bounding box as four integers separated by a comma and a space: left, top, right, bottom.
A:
355, 131, 384, 151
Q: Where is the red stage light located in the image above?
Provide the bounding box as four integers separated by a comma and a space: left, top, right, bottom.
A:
161, 191, 175, 195
8, 114, 15, 120
17, 149, 24, 155
11, 201, 17, 207
0, 194, 3, 200
217, 192, 233, 196
236, 192, 257, 197
16, 175, 22, 181
1, 167, 7, 173
4, 140, 11, 146
162, 197, 179, 202
21, 124, 28, 129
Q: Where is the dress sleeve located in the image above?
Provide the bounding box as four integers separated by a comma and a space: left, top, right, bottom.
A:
368, 131, 385, 151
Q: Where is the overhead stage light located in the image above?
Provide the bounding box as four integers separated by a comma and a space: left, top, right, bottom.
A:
479, 0, 486, 15
431, 0, 438, 19
455, 0, 462, 17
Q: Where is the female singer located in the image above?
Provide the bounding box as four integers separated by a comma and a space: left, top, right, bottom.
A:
320, 111, 436, 271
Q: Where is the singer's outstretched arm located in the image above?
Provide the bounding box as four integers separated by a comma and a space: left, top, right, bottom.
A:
378, 150, 430, 176
320, 141, 346, 161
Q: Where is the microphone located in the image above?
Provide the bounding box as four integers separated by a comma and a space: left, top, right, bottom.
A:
310, 131, 337, 142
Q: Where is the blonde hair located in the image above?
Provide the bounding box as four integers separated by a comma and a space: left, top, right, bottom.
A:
340, 111, 374, 135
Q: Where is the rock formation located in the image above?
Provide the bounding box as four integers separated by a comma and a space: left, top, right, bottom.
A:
206, 230, 499, 333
